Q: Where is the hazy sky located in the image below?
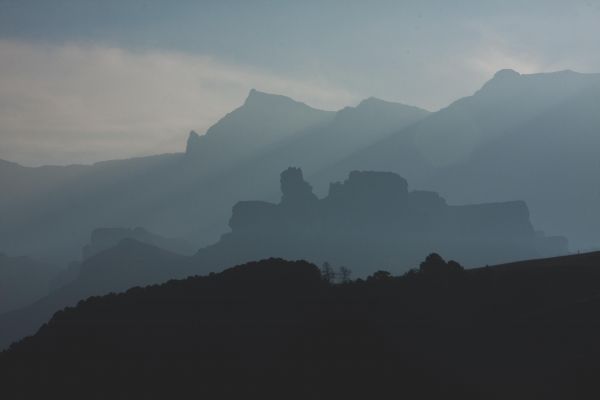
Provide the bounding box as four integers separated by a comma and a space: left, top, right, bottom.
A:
1, 0, 600, 166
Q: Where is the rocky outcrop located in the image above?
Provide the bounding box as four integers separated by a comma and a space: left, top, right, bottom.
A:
200, 168, 567, 275
280, 167, 318, 207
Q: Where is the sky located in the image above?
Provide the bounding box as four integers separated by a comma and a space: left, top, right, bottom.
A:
1, 0, 600, 166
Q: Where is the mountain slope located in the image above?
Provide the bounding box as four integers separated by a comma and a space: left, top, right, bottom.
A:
321, 70, 600, 248
415, 69, 600, 167
186, 89, 335, 168
423, 72, 600, 247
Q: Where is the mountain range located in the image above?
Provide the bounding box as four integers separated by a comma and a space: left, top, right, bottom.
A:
0, 89, 429, 264
2, 69, 599, 268
315, 69, 600, 248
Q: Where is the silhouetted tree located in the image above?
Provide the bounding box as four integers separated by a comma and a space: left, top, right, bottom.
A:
418, 253, 464, 281
446, 260, 464, 274
367, 270, 392, 282
339, 266, 352, 283
321, 262, 335, 283
419, 253, 447, 275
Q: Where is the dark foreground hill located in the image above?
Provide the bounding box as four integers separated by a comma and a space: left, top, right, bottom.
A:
3, 254, 600, 399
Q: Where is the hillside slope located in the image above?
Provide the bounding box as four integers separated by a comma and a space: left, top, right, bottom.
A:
3, 254, 600, 399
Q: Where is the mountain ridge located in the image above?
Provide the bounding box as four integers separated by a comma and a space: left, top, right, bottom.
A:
1, 69, 599, 262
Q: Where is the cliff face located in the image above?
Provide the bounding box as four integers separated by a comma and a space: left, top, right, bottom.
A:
198, 168, 566, 275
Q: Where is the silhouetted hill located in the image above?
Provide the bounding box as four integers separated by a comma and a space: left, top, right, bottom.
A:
197, 167, 566, 274
83, 227, 196, 259
0, 227, 193, 316
0, 253, 60, 314
3, 254, 600, 399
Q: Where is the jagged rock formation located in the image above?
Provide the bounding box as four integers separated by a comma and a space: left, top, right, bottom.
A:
198, 168, 565, 274
280, 167, 319, 207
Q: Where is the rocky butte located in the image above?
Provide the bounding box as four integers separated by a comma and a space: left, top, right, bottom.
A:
197, 167, 567, 275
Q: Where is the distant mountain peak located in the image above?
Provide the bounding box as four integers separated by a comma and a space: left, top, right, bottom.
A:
243, 88, 311, 110
355, 96, 420, 109
358, 96, 391, 105
485, 69, 600, 88
476, 69, 523, 94
334, 97, 429, 124
244, 88, 261, 103
186, 90, 333, 159
493, 69, 521, 80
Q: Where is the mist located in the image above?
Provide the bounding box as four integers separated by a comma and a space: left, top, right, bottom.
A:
2, 2, 600, 399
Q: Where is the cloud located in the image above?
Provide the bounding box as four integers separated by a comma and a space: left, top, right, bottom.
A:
0, 40, 358, 166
